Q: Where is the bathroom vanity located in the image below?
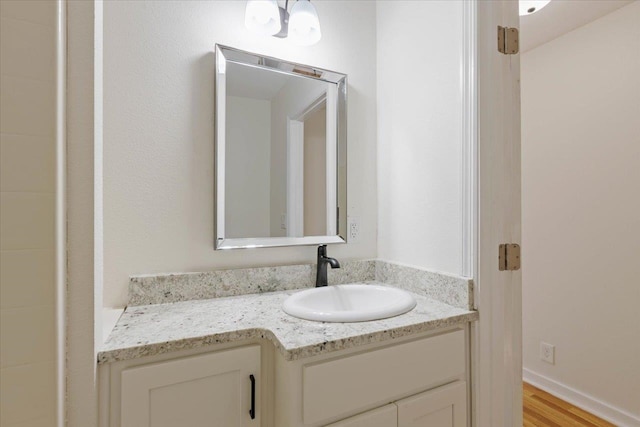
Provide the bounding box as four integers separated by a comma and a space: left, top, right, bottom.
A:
274, 328, 468, 427
97, 261, 477, 427
101, 328, 469, 427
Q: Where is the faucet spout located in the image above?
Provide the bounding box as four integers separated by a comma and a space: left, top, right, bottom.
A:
327, 257, 341, 269
316, 245, 341, 287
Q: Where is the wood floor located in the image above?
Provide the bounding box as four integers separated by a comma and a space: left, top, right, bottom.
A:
523, 383, 616, 427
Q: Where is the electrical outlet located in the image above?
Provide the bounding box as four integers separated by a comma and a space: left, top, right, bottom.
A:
348, 216, 360, 242
540, 342, 555, 364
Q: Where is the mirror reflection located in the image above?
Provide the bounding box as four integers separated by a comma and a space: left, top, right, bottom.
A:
215, 46, 347, 249
226, 61, 329, 238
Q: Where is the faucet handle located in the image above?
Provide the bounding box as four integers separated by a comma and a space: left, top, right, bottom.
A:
317, 245, 327, 258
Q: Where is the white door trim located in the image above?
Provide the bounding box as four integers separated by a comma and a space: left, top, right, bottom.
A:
324, 85, 338, 236
472, 1, 522, 427
286, 94, 333, 237
461, 0, 478, 281
287, 118, 305, 237
66, 1, 101, 425
55, 1, 67, 426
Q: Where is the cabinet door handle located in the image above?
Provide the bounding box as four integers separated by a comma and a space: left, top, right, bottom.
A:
249, 374, 256, 420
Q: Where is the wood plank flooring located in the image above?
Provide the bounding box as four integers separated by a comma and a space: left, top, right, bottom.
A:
523, 383, 616, 427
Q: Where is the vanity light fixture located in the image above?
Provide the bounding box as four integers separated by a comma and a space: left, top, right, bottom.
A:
288, 0, 322, 46
244, 0, 322, 46
244, 0, 281, 36
519, 0, 552, 16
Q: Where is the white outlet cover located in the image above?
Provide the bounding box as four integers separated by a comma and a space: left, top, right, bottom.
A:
540, 342, 555, 364
348, 216, 360, 242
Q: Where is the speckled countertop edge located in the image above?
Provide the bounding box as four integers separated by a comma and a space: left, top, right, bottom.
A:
98, 283, 478, 364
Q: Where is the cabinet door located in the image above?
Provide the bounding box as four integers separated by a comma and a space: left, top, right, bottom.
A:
396, 381, 467, 427
120, 345, 261, 427
325, 404, 397, 427
303, 330, 465, 425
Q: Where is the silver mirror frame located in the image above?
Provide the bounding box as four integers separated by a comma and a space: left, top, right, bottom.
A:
214, 45, 348, 250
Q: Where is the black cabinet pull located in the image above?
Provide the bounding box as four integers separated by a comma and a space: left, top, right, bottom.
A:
249, 374, 256, 420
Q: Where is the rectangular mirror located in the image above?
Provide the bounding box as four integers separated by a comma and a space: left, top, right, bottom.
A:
215, 45, 347, 249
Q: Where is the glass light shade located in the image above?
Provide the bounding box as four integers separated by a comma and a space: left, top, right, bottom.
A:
245, 0, 281, 36
519, 0, 551, 16
288, 0, 321, 46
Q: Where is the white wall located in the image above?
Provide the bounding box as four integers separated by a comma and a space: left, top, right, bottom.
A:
522, 2, 640, 422
376, 1, 465, 275
103, 0, 378, 308
0, 1, 57, 425
225, 96, 271, 238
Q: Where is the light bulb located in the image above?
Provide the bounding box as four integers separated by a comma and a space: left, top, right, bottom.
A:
256, 14, 270, 25
297, 24, 311, 36
288, 0, 321, 46
519, 0, 552, 16
245, 0, 281, 36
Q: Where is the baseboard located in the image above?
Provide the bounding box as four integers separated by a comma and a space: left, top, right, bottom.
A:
523, 368, 640, 427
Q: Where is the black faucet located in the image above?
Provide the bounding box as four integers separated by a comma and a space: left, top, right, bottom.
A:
315, 245, 341, 287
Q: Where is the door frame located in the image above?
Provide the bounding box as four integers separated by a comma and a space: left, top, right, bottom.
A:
64, 1, 524, 426
471, 1, 523, 426
55, 1, 67, 426
286, 92, 337, 237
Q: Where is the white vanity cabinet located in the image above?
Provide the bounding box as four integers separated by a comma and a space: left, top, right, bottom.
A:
325, 381, 467, 427
100, 327, 470, 427
325, 404, 398, 427
275, 328, 468, 427
396, 381, 467, 427
117, 345, 261, 427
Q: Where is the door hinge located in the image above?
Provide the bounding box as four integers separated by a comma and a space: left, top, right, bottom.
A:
499, 244, 521, 271
498, 26, 519, 55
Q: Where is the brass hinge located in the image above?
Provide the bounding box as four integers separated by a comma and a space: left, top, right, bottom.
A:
498, 26, 519, 55
499, 244, 521, 271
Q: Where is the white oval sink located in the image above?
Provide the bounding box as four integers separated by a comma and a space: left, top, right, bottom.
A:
282, 284, 417, 322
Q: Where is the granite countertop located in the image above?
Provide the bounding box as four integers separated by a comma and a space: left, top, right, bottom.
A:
98, 282, 478, 364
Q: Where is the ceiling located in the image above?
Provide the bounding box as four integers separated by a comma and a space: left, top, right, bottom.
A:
520, 0, 635, 52
226, 61, 290, 100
